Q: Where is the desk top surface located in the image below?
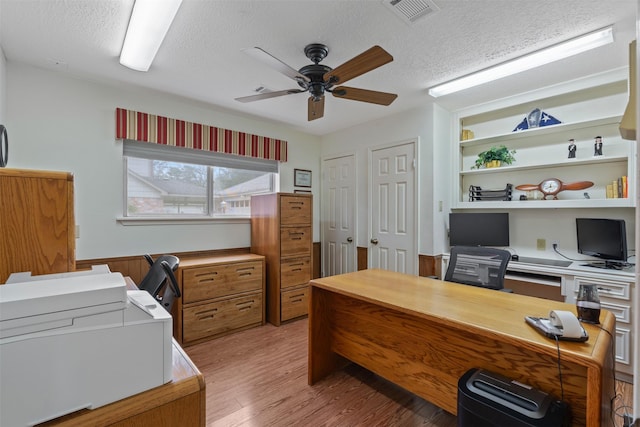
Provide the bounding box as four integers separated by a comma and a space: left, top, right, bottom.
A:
178, 253, 265, 268
310, 269, 614, 362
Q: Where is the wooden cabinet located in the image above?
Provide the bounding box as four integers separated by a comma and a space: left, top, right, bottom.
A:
452, 69, 635, 209
0, 168, 75, 283
251, 193, 313, 326
173, 254, 265, 346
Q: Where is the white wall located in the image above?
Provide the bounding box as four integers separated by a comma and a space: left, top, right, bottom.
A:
0, 46, 6, 126
320, 103, 451, 256
0, 1, 4, 126
6, 63, 321, 259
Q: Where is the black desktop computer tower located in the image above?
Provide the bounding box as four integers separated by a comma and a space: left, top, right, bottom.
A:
457, 368, 570, 427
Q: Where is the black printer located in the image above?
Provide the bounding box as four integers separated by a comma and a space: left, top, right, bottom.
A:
457, 368, 570, 427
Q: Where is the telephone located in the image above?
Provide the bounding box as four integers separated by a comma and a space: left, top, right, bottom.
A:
525, 310, 589, 342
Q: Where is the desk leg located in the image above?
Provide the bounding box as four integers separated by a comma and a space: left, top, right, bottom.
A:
308, 286, 347, 384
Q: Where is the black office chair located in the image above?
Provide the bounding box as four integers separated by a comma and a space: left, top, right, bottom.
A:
445, 246, 512, 292
138, 254, 181, 312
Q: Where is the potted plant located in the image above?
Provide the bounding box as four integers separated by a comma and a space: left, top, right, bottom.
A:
473, 145, 516, 169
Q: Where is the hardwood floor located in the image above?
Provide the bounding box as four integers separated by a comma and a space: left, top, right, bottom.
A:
185, 318, 633, 427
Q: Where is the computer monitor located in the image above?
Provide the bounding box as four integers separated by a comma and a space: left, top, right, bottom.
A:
449, 212, 509, 247
576, 218, 628, 269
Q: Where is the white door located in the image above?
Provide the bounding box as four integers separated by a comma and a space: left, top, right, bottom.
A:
322, 154, 356, 277
370, 141, 417, 274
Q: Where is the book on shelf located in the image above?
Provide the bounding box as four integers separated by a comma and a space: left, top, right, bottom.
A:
606, 176, 628, 199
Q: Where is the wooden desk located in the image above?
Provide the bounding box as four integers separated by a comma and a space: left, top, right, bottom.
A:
308, 269, 615, 427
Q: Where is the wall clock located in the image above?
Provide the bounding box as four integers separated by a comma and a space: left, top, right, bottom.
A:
515, 178, 593, 200
0, 125, 7, 167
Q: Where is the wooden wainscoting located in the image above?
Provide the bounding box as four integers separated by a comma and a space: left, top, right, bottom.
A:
77, 243, 323, 284
312, 242, 321, 279
356, 250, 441, 277
76, 248, 251, 284
419, 254, 442, 278
357, 247, 368, 271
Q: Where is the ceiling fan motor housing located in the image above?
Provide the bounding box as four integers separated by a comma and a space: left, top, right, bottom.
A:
298, 64, 333, 99
304, 43, 329, 64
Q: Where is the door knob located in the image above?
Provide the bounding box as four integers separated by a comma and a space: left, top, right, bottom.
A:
347, 237, 353, 243
371, 238, 379, 245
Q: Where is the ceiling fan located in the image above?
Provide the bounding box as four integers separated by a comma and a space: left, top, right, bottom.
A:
235, 43, 397, 121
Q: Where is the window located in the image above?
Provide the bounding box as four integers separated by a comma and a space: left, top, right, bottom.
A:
124, 140, 277, 219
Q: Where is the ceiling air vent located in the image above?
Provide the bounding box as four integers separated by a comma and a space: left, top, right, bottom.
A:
382, 0, 439, 25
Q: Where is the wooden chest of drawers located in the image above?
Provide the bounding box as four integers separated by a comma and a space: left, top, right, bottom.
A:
251, 193, 313, 326
173, 253, 265, 346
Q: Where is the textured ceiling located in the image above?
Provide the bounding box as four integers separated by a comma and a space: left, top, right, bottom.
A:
0, 0, 636, 135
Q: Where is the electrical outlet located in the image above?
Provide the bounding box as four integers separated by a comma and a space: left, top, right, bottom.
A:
536, 238, 546, 251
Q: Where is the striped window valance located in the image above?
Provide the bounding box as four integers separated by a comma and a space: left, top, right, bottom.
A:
115, 108, 287, 162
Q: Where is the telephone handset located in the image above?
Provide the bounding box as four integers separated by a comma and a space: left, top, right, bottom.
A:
525, 310, 589, 342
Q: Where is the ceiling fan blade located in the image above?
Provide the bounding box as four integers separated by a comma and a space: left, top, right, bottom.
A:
242, 47, 310, 83
332, 86, 397, 105
324, 45, 393, 85
308, 96, 325, 121
235, 89, 304, 103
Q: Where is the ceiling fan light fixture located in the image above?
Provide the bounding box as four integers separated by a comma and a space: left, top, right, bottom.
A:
119, 0, 183, 72
428, 26, 614, 97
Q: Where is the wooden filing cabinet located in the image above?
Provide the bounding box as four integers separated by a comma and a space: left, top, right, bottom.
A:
251, 193, 312, 326
173, 254, 265, 346
0, 168, 75, 284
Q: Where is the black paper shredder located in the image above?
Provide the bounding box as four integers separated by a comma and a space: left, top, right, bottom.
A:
457, 368, 570, 427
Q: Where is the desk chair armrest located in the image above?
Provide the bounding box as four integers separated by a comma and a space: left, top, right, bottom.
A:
160, 260, 181, 298
144, 253, 154, 267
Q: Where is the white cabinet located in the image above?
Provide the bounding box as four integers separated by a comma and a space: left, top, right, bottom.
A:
567, 275, 634, 378
452, 69, 635, 209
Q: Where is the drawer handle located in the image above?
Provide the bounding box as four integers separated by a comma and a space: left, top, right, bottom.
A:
289, 262, 305, 267
289, 293, 305, 300
237, 266, 255, 272
291, 268, 302, 272
597, 287, 614, 294
238, 272, 253, 277
195, 308, 218, 319
195, 272, 218, 278
236, 300, 255, 306
289, 231, 304, 236
290, 298, 303, 303
236, 300, 255, 311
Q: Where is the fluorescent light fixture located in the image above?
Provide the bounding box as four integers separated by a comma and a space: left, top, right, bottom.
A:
120, 0, 183, 72
428, 26, 614, 98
